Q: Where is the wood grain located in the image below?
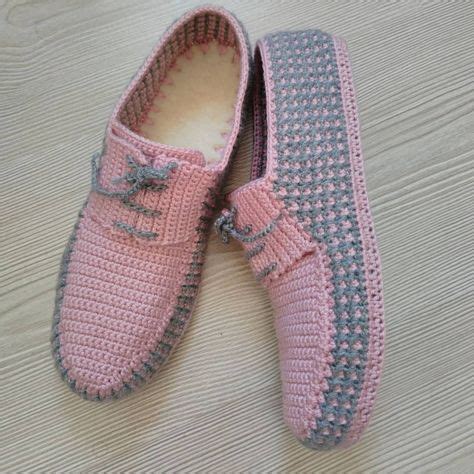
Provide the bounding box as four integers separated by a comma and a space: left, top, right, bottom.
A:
1, 0, 473, 471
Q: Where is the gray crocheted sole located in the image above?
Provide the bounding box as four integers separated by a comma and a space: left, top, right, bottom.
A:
255, 30, 384, 449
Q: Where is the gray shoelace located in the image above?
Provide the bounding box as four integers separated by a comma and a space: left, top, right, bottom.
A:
215, 207, 280, 244
215, 207, 280, 280
91, 152, 177, 239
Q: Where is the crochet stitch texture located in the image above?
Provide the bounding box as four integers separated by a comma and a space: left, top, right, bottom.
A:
51, 6, 251, 400
217, 30, 384, 448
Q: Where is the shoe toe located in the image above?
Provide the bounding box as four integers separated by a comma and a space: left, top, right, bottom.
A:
52, 213, 189, 400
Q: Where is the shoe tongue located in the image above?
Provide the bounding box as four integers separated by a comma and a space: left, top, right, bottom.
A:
110, 121, 206, 167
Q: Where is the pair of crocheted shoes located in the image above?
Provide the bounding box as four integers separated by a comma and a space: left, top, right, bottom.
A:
52, 6, 384, 449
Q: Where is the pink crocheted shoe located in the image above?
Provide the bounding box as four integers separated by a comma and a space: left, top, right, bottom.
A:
52, 6, 251, 400
216, 31, 384, 448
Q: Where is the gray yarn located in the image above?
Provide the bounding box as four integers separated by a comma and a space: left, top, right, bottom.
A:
114, 221, 158, 239
91, 152, 176, 199
245, 242, 265, 260
255, 262, 277, 281
91, 152, 177, 239
121, 198, 162, 217
215, 207, 281, 244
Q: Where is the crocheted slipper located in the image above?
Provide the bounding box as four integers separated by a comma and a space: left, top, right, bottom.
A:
52, 6, 251, 400
216, 31, 384, 448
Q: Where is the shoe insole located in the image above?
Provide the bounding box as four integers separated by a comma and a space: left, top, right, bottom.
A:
139, 41, 240, 164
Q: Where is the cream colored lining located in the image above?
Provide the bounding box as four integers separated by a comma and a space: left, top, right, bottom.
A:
139, 41, 240, 164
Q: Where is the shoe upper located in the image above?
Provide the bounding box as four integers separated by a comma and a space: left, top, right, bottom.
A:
52, 5, 251, 400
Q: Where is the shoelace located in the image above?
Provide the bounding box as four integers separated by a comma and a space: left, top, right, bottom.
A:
214, 207, 280, 244
215, 207, 281, 280
91, 152, 177, 239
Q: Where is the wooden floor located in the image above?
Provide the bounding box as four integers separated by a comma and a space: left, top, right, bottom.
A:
1, 1, 473, 471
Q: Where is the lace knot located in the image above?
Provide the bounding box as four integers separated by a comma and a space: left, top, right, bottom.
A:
215, 206, 282, 244
215, 207, 252, 244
